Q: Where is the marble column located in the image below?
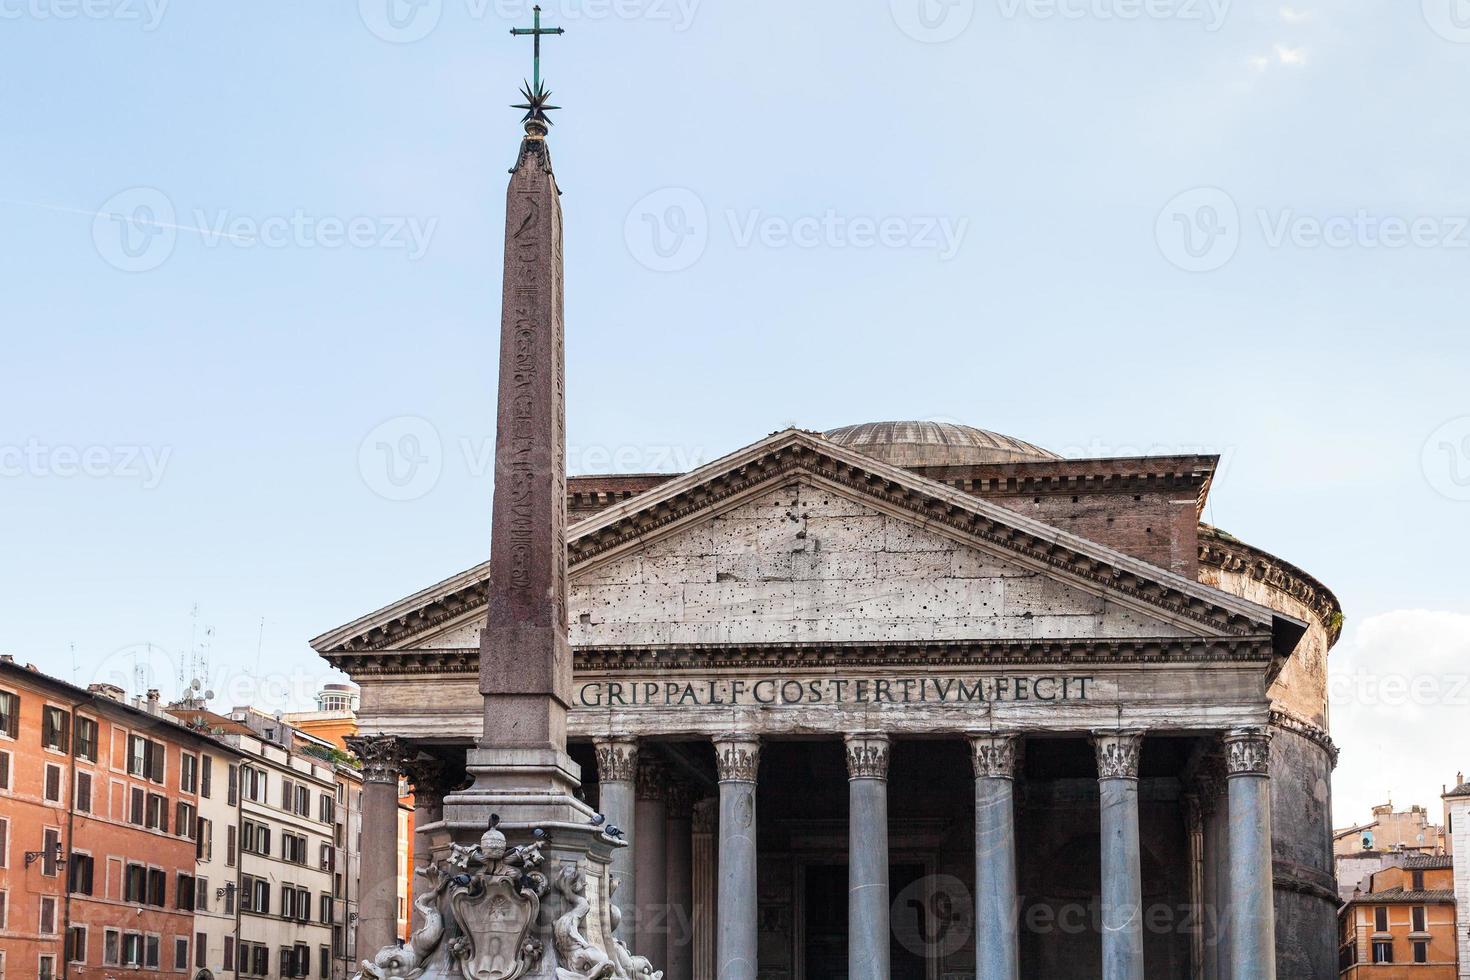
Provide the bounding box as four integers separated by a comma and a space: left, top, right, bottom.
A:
345, 734, 405, 960
970, 733, 1020, 980
1224, 729, 1275, 980
714, 736, 761, 980
401, 756, 448, 935
691, 799, 718, 980
1184, 791, 1205, 980
1093, 731, 1146, 980
665, 783, 696, 980
636, 758, 670, 960
595, 736, 640, 943
845, 734, 891, 980
1197, 762, 1229, 980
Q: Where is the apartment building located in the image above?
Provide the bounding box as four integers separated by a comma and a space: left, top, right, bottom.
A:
168, 704, 341, 979
1340, 856, 1459, 977
1445, 776, 1470, 980
0, 658, 223, 980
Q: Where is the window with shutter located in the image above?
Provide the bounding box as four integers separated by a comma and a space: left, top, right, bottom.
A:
41, 707, 70, 752
201, 755, 212, 797
0, 690, 18, 738
44, 764, 62, 803
72, 716, 98, 762
74, 772, 91, 813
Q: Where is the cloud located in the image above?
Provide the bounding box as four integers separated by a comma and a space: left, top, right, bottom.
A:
1280, 5, 1312, 24
1275, 44, 1308, 65
1329, 610, 1470, 827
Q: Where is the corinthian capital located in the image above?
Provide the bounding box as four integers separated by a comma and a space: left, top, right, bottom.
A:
1092, 731, 1144, 780
1224, 729, 1271, 777
969, 733, 1018, 780
594, 736, 639, 783
844, 734, 891, 781
345, 735, 407, 785
714, 736, 761, 784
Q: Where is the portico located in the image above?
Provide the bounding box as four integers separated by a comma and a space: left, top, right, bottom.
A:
317, 423, 1340, 979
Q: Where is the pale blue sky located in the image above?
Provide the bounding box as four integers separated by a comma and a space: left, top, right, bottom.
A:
3, 0, 1468, 823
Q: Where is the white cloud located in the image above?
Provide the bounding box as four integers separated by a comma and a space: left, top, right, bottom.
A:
1329, 610, 1470, 828
1250, 55, 1272, 73
1275, 44, 1308, 65
1280, 5, 1312, 24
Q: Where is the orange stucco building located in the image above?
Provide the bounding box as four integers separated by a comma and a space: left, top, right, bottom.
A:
1340, 856, 1459, 977
0, 657, 221, 980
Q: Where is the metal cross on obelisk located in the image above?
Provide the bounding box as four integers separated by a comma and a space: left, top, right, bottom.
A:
510, 4, 564, 91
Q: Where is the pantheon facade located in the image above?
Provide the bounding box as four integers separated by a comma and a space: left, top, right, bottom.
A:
316, 420, 1342, 979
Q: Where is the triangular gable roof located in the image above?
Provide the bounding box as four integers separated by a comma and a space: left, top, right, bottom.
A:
312, 429, 1304, 659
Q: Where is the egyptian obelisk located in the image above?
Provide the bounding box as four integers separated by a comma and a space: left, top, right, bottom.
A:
446, 67, 588, 829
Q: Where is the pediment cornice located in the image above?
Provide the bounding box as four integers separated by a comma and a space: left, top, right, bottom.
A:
329, 635, 1276, 677
314, 430, 1302, 660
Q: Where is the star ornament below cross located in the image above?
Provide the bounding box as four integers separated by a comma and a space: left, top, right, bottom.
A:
514, 79, 561, 127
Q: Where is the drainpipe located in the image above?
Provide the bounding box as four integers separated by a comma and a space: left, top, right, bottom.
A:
59, 695, 83, 980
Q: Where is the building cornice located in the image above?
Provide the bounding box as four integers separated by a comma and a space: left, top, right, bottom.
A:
328, 636, 1276, 678
1198, 525, 1344, 648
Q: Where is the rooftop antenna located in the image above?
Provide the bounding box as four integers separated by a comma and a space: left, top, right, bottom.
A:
254, 616, 265, 676
70, 642, 78, 683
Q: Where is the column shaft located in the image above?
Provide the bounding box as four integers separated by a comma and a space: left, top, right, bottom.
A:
346, 736, 404, 959
635, 760, 670, 961
665, 787, 695, 980
1094, 732, 1146, 980
846, 735, 891, 980
595, 737, 640, 944
971, 734, 1020, 980
691, 800, 718, 980
715, 737, 760, 980
1225, 730, 1275, 980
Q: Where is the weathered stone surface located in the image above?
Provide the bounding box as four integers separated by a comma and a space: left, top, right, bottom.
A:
568, 481, 1193, 649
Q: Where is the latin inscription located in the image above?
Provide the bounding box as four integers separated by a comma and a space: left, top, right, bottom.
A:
577, 675, 1098, 708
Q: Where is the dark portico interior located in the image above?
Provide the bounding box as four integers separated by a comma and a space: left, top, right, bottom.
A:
576, 734, 1203, 980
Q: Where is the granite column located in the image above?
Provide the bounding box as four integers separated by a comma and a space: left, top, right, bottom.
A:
845, 734, 891, 980
345, 734, 404, 959
665, 783, 696, 980
970, 733, 1020, 980
1225, 729, 1275, 980
1094, 731, 1146, 980
635, 759, 670, 960
714, 736, 760, 980
595, 736, 640, 943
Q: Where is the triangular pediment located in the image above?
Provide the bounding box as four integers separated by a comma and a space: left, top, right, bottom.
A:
312, 429, 1301, 659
